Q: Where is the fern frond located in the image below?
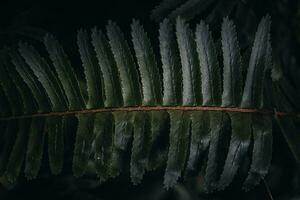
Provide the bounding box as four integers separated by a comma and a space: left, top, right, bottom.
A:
221, 17, 243, 107
110, 112, 133, 177
77, 29, 104, 108
241, 15, 271, 108
5, 119, 30, 183
18, 42, 68, 111
186, 111, 210, 173
164, 111, 190, 189
72, 113, 95, 177
46, 116, 65, 175
106, 21, 142, 106
93, 112, 114, 182
25, 117, 46, 179
9, 49, 51, 112
131, 19, 162, 105
91, 28, 122, 107
196, 20, 221, 106
176, 17, 201, 105
159, 18, 181, 105
243, 114, 272, 190
0, 15, 298, 194
44, 34, 85, 110
205, 112, 230, 191
218, 113, 251, 190
130, 112, 151, 184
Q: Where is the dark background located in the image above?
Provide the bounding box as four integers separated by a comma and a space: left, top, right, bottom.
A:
0, 0, 161, 47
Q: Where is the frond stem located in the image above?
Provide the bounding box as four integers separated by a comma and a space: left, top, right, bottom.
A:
0, 106, 298, 121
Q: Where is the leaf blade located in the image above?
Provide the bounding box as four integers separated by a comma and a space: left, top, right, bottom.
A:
164, 111, 190, 189
195, 21, 221, 106
131, 20, 162, 105
47, 116, 65, 175
44, 34, 85, 110
73, 113, 95, 177
91, 28, 122, 107
106, 21, 141, 106
25, 117, 46, 179
218, 112, 251, 190
159, 19, 182, 105
221, 17, 243, 106
243, 114, 272, 191
19, 42, 68, 111
241, 15, 271, 108
176, 17, 201, 105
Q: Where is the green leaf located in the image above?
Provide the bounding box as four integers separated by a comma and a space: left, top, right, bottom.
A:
186, 111, 210, 172
44, 34, 85, 110
46, 116, 64, 175
195, 21, 221, 106
91, 28, 122, 107
243, 114, 272, 191
205, 112, 230, 192
221, 17, 243, 107
18, 42, 68, 111
106, 21, 141, 106
149, 111, 169, 144
25, 117, 46, 179
77, 29, 104, 108
131, 19, 162, 105
0, 16, 281, 192
176, 17, 201, 105
5, 119, 31, 183
159, 18, 181, 105
259, 31, 273, 109
73, 113, 95, 177
110, 112, 133, 177
241, 15, 271, 108
218, 112, 251, 190
147, 110, 169, 171
164, 111, 190, 189
93, 112, 114, 182
9, 49, 51, 112
130, 112, 151, 184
